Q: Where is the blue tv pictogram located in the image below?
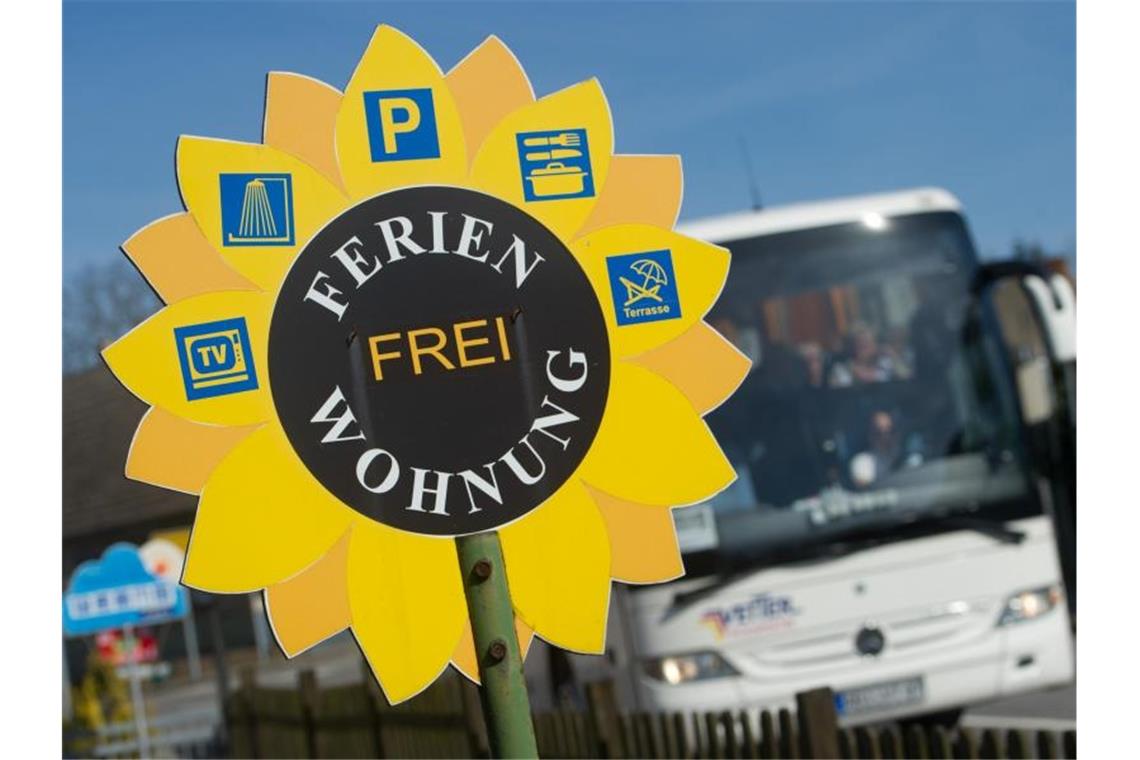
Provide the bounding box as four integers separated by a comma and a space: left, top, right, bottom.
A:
174, 317, 259, 400
363, 88, 440, 162
605, 249, 682, 326
219, 173, 295, 246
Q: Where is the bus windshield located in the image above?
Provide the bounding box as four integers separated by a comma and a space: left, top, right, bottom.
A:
674, 211, 1036, 576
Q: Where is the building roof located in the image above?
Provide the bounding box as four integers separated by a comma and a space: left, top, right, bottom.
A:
63, 365, 195, 540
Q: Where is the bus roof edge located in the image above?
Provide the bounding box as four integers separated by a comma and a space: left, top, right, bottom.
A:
679, 187, 963, 244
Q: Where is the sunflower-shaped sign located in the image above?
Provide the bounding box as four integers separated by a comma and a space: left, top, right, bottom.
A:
104, 26, 749, 707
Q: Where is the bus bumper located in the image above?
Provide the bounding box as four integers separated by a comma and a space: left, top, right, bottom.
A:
633, 606, 1074, 723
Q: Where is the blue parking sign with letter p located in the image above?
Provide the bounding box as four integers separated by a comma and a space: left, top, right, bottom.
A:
363, 88, 440, 162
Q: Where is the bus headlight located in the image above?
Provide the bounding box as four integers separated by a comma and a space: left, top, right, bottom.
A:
997, 585, 1062, 626
642, 651, 739, 685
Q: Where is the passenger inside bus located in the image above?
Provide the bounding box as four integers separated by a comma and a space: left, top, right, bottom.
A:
704, 270, 970, 510
828, 322, 895, 386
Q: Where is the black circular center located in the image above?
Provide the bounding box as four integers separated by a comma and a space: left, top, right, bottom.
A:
268, 187, 610, 536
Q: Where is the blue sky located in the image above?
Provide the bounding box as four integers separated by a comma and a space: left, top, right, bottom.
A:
64, 1, 1074, 281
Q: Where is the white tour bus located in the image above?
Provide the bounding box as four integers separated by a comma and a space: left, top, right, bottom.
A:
527, 187, 1075, 725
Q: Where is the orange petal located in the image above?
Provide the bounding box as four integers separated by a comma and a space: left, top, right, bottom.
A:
263, 72, 345, 190
122, 213, 256, 304
577, 155, 683, 237
265, 532, 352, 656
591, 487, 684, 584
446, 36, 534, 163
632, 321, 751, 414
126, 407, 258, 494
517, 618, 535, 659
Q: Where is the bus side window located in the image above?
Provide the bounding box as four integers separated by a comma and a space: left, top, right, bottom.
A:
991, 280, 1056, 425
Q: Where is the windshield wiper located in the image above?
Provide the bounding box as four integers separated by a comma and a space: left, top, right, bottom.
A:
662, 571, 752, 622
931, 514, 1026, 544
662, 537, 882, 621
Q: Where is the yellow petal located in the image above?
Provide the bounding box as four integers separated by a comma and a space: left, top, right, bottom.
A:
577, 155, 683, 237
451, 616, 535, 685
632, 321, 751, 414
590, 486, 683, 584
500, 482, 611, 653
183, 424, 353, 592
102, 290, 273, 427
582, 362, 735, 506
122, 213, 257, 304
445, 36, 534, 163
176, 135, 349, 290
266, 532, 352, 656
469, 79, 613, 241
263, 72, 345, 191
126, 407, 258, 494
335, 25, 467, 199
349, 522, 466, 703
572, 224, 730, 358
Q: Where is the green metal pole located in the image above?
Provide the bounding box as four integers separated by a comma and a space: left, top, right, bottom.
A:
454, 531, 538, 758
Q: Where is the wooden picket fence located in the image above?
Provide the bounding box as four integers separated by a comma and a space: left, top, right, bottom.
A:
226, 668, 482, 758
225, 668, 1076, 759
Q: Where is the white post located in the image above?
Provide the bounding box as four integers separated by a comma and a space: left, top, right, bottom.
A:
122, 625, 151, 759
182, 603, 202, 680
249, 593, 271, 662
62, 639, 73, 722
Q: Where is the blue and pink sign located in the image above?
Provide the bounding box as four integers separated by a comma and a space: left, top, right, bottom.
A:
63, 542, 189, 636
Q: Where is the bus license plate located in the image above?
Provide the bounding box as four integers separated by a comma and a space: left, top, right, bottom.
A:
835, 676, 925, 717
